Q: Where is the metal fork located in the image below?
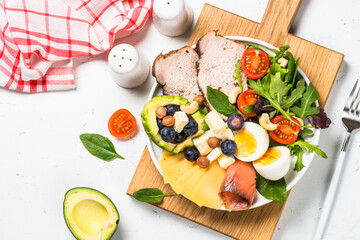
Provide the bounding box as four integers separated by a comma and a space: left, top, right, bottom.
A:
314, 80, 360, 240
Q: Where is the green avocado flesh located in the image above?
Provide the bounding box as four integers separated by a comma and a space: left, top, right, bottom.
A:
141, 95, 208, 153
63, 187, 119, 240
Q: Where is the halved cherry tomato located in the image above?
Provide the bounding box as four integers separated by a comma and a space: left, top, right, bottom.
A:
237, 89, 261, 117
108, 109, 137, 138
241, 49, 270, 79
269, 115, 300, 144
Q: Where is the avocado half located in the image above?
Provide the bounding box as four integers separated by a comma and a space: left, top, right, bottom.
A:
141, 95, 208, 153
63, 187, 119, 240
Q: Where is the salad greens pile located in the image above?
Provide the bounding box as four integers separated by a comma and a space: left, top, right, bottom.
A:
207, 43, 331, 204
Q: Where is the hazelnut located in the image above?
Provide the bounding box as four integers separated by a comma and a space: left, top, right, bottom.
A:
156, 106, 167, 119
196, 157, 210, 168
208, 137, 220, 148
162, 116, 175, 127
193, 95, 205, 106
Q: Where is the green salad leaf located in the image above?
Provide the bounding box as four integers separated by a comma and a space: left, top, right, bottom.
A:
80, 133, 124, 161
281, 79, 306, 109
233, 60, 242, 91
284, 52, 300, 86
269, 72, 291, 104
256, 173, 287, 203
133, 188, 173, 203
269, 63, 288, 79
290, 83, 320, 119
243, 105, 255, 113
287, 140, 328, 171
207, 86, 237, 116
249, 79, 303, 127
271, 45, 290, 64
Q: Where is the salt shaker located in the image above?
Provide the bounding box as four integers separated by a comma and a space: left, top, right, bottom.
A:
152, 0, 193, 37
108, 44, 150, 88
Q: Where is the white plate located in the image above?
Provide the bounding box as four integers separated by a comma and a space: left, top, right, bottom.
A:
145, 36, 320, 210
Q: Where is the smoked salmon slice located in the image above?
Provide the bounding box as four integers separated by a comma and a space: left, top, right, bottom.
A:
219, 160, 256, 210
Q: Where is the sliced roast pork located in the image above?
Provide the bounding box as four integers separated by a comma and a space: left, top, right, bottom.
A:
152, 46, 202, 102
196, 32, 248, 104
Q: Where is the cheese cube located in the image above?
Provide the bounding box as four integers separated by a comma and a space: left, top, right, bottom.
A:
217, 154, 235, 169
205, 127, 234, 141
207, 147, 222, 162
205, 111, 226, 131
173, 111, 189, 133
193, 134, 212, 155
277, 57, 288, 68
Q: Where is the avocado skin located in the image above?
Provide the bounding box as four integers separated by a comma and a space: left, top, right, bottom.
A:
141, 95, 208, 153
63, 187, 119, 240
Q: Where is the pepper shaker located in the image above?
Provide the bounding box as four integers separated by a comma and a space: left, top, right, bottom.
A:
108, 44, 150, 88
152, 0, 193, 37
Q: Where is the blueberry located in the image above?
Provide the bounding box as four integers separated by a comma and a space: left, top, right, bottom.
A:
221, 140, 237, 156
227, 113, 244, 131
173, 131, 187, 143
160, 127, 176, 142
184, 147, 200, 161
157, 118, 165, 130
183, 119, 198, 136
166, 104, 180, 116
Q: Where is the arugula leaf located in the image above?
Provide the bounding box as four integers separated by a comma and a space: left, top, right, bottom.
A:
249, 79, 302, 127
80, 133, 124, 161
243, 105, 255, 113
281, 79, 306, 109
207, 86, 237, 116
256, 173, 287, 203
269, 72, 291, 104
233, 60, 242, 91
246, 43, 273, 56
271, 45, 290, 64
290, 83, 320, 119
133, 188, 173, 203
288, 140, 328, 171
269, 63, 288, 79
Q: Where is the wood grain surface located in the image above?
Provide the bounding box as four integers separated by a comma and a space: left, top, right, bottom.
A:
127, 0, 344, 239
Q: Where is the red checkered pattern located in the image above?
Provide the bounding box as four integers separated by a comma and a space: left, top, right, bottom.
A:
0, 0, 153, 92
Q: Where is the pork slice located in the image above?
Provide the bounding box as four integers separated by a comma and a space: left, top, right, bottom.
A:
196, 32, 248, 105
152, 46, 202, 102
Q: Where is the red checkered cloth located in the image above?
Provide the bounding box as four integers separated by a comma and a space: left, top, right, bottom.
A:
0, 0, 153, 92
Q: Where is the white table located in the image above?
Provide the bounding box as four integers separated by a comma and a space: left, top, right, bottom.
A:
1, 0, 359, 239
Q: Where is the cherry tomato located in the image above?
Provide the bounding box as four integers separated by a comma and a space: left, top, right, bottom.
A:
108, 109, 137, 138
241, 49, 270, 79
269, 115, 300, 144
237, 89, 261, 117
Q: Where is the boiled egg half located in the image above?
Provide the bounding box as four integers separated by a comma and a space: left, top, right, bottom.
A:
253, 146, 291, 181
234, 122, 269, 162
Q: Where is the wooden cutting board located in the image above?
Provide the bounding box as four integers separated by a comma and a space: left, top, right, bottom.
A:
127, 0, 344, 239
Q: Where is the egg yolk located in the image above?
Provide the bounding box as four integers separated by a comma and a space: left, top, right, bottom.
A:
234, 129, 257, 157
254, 149, 282, 166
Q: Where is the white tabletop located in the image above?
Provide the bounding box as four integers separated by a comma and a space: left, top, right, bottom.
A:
1, 0, 359, 239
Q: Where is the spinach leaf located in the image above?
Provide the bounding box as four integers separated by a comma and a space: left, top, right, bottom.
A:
281, 79, 306, 109
271, 45, 290, 64
206, 86, 237, 116
233, 60, 242, 91
80, 133, 124, 161
133, 188, 173, 203
290, 83, 320, 119
256, 173, 287, 203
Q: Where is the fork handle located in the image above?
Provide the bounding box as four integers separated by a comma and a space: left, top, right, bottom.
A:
314, 140, 349, 240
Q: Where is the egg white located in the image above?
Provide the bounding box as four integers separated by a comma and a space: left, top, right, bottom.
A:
253, 146, 291, 181
234, 122, 269, 162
